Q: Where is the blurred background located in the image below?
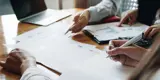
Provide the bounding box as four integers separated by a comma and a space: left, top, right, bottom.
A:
0, 0, 138, 15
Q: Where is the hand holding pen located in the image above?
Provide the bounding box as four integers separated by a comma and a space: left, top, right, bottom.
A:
107, 40, 147, 67
65, 10, 90, 34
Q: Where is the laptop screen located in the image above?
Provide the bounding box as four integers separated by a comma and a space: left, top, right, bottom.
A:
10, 0, 47, 19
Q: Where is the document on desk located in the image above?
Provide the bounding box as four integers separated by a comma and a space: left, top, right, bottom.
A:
14, 22, 68, 42
58, 54, 134, 80
83, 22, 148, 41
12, 35, 103, 73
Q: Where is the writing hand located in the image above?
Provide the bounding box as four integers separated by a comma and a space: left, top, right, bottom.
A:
70, 10, 90, 33
107, 40, 147, 67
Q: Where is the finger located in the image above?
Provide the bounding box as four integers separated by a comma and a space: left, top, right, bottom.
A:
119, 55, 126, 65
108, 48, 125, 56
111, 55, 120, 61
108, 40, 115, 50
0, 61, 6, 68
144, 27, 153, 38
71, 23, 83, 33
9, 52, 22, 62
108, 46, 144, 61
71, 18, 86, 33
123, 57, 139, 67
147, 28, 160, 39
108, 45, 114, 50
128, 15, 136, 26
111, 40, 128, 47
6, 56, 19, 63
118, 15, 131, 27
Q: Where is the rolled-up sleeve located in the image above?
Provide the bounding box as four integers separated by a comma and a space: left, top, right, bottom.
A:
154, 9, 160, 24
20, 67, 52, 80
87, 0, 121, 22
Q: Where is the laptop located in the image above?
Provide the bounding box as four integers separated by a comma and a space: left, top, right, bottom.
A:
10, 0, 71, 26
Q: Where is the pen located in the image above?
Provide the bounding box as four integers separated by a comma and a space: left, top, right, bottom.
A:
120, 33, 143, 47
64, 22, 76, 35
64, 11, 86, 35
107, 33, 143, 58
64, 28, 71, 35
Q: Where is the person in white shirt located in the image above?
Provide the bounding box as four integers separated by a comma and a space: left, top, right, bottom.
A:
70, 0, 121, 33
0, 49, 52, 80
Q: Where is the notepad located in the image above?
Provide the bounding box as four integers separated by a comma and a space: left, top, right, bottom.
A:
83, 22, 148, 44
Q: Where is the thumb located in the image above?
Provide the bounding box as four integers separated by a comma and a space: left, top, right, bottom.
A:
108, 47, 126, 56
0, 61, 6, 68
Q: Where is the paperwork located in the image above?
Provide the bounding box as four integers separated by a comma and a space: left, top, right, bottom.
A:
10, 22, 104, 73
83, 22, 148, 41
14, 22, 68, 42
12, 22, 145, 75
13, 35, 102, 73
58, 54, 133, 80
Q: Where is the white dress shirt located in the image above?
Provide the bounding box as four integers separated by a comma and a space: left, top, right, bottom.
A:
20, 67, 52, 80
87, 0, 121, 22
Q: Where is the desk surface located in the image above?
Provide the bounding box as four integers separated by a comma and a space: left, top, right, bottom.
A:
0, 8, 105, 80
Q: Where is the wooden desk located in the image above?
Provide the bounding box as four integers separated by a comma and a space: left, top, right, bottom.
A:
0, 8, 105, 80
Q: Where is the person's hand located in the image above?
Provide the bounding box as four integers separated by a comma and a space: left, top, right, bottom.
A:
107, 40, 147, 67
0, 48, 36, 75
70, 10, 90, 33
118, 9, 138, 27
144, 24, 160, 39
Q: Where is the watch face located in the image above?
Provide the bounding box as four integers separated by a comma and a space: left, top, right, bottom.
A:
10, 0, 47, 19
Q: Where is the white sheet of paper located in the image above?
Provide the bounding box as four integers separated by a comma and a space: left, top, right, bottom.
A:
11, 35, 103, 73
84, 22, 148, 41
58, 54, 133, 80
14, 21, 70, 42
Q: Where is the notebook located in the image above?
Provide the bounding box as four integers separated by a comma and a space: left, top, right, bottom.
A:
83, 22, 148, 44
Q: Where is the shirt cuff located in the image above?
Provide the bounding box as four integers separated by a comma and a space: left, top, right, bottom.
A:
20, 67, 51, 80
87, 7, 99, 22
154, 20, 160, 24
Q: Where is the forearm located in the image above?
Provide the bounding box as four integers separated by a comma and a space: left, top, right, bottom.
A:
20, 67, 52, 80
87, 0, 121, 22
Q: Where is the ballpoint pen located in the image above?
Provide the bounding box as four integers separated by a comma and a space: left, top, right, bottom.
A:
64, 11, 86, 35
64, 22, 75, 35
64, 28, 72, 35
107, 33, 143, 58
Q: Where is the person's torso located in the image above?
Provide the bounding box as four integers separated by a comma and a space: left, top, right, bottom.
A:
137, 0, 160, 26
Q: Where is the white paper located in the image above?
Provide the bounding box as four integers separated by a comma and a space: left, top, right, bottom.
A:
12, 35, 103, 73
84, 22, 148, 41
59, 54, 133, 80
14, 22, 70, 42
